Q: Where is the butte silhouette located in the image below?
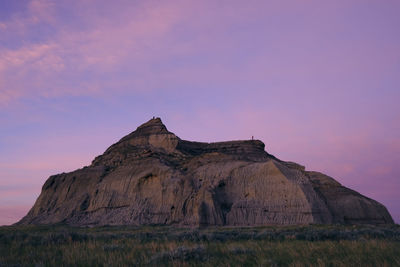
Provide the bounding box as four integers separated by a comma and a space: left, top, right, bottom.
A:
18, 118, 394, 226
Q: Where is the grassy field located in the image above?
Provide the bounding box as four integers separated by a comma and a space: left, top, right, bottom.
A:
0, 224, 399, 266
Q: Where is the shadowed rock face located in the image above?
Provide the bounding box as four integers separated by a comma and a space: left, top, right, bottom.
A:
18, 118, 394, 226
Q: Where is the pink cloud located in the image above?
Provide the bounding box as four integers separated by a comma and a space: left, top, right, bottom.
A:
0, 0, 399, 224
0, 43, 58, 70
0, 1, 189, 104
0, 206, 31, 225
0, 130, 114, 173
0, 154, 92, 172
2, 0, 398, 107
0, 0, 55, 38
0, 185, 40, 200
28, 0, 55, 22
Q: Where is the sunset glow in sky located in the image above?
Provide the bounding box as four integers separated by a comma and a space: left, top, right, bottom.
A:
1, 0, 399, 225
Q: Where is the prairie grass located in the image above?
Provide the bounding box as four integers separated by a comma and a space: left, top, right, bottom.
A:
0, 224, 399, 266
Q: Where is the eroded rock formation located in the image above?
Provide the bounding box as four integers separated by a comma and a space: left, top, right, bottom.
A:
18, 118, 394, 226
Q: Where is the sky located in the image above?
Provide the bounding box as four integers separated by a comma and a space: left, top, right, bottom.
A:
0, 0, 399, 225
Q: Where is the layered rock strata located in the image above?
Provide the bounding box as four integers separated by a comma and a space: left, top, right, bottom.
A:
18, 118, 394, 226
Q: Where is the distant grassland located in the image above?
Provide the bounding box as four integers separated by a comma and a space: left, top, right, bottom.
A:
0, 224, 399, 266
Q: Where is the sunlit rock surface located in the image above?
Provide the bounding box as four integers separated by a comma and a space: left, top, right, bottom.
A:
18, 118, 394, 226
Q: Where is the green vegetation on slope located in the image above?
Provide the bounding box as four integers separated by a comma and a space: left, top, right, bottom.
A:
0, 224, 399, 266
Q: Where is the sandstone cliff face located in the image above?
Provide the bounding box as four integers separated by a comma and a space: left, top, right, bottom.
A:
18, 118, 394, 226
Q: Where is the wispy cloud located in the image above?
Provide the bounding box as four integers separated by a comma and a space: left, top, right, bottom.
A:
0, 1, 192, 104
0, 0, 399, 224
0, 206, 31, 225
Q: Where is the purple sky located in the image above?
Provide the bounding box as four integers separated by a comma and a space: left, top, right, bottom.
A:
1, 0, 399, 225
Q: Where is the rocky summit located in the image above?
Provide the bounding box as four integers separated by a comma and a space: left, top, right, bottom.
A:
19, 118, 394, 226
